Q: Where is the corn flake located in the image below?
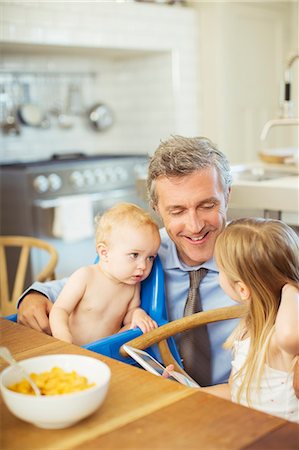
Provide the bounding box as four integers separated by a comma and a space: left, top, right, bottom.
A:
8, 367, 95, 396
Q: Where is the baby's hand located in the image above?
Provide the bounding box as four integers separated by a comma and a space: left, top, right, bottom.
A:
130, 309, 158, 333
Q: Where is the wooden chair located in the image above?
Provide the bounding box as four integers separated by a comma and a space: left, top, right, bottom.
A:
120, 305, 247, 378
0, 236, 58, 316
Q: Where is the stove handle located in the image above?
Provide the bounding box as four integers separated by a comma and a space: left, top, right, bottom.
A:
33, 188, 137, 209
51, 153, 87, 160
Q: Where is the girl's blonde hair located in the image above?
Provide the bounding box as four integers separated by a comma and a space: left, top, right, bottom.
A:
215, 218, 299, 404
95, 202, 159, 245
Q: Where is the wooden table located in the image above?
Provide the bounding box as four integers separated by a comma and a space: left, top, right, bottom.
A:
1, 318, 298, 450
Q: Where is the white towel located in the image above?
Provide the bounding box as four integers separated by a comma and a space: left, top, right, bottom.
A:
52, 195, 94, 242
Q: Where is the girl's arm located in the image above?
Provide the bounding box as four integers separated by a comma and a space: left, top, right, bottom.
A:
49, 268, 88, 343
162, 365, 232, 398
201, 383, 231, 400
201, 371, 233, 400
275, 284, 299, 356
122, 285, 158, 333
294, 359, 299, 399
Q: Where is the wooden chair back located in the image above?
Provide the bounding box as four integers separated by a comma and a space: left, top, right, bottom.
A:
0, 236, 58, 316
120, 305, 247, 379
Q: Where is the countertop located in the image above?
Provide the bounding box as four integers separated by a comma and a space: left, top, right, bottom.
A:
230, 162, 298, 213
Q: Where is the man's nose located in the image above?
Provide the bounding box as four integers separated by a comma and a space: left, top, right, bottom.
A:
187, 210, 204, 233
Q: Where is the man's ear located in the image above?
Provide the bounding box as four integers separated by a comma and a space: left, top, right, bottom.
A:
97, 243, 108, 261
225, 187, 231, 208
235, 281, 250, 301
152, 201, 161, 218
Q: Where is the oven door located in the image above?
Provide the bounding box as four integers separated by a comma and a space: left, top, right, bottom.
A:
32, 189, 148, 279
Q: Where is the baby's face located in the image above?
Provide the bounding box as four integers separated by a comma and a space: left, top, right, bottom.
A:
104, 224, 161, 285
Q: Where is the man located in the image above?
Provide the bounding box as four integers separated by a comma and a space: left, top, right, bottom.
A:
17, 136, 299, 389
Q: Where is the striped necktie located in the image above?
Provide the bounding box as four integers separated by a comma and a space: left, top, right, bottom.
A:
179, 268, 212, 386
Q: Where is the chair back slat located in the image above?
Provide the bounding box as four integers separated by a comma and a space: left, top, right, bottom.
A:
121, 305, 246, 354
12, 245, 30, 304
120, 304, 247, 371
0, 245, 10, 309
0, 236, 58, 316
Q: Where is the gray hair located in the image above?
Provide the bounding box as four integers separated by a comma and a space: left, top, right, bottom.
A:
147, 135, 232, 209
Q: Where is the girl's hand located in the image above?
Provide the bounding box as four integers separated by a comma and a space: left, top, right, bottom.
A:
130, 309, 158, 333
162, 364, 174, 378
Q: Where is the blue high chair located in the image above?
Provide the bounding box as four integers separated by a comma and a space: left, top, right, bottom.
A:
6, 256, 182, 368
83, 255, 181, 366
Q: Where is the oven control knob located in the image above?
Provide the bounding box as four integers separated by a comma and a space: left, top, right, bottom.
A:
134, 163, 147, 178
48, 173, 62, 191
83, 170, 95, 186
69, 171, 84, 188
115, 166, 128, 182
105, 167, 117, 183
95, 168, 107, 184
33, 175, 49, 193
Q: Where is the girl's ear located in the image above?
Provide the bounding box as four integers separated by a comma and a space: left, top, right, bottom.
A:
97, 243, 108, 261
235, 281, 250, 301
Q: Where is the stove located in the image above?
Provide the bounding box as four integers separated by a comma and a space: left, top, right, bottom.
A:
0, 153, 150, 282
1, 153, 149, 199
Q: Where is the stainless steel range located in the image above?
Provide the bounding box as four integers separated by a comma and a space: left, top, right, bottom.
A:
0, 153, 150, 284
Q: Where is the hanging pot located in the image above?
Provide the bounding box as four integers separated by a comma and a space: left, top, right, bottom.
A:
88, 103, 114, 131
18, 103, 43, 127
17, 82, 43, 127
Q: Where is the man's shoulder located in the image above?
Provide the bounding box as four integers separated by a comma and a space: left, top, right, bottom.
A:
159, 227, 171, 246
159, 228, 173, 255
158, 228, 179, 270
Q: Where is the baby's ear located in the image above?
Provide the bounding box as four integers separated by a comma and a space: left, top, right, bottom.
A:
97, 243, 108, 261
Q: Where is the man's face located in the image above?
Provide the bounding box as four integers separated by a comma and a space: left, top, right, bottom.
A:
155, 167, 229, 266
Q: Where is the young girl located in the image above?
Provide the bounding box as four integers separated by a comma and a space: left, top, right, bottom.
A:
204, 218, 299, 423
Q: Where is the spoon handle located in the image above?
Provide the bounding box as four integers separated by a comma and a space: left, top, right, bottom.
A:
0, 346, 41, 396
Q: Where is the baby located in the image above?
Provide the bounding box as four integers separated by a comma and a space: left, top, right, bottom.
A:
49, 202, 161, 345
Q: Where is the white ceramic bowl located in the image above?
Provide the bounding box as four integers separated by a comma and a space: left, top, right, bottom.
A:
0, 354, 111, 429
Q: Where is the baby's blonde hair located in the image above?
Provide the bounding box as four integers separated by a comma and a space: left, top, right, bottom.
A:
95, 202, 159, 246
215, 218, 299, 404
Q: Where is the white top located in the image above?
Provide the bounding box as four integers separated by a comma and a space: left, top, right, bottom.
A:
231, 338, 299, 423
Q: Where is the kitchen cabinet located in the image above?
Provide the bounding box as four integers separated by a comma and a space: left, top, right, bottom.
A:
228, 163, 299, 226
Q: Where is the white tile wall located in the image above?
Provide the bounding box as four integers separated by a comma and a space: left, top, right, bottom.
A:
0, 1, 200, 162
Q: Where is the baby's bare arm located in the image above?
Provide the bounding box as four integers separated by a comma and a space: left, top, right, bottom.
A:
49, 267, 89, 342
122, 284, 157, 333
122, 284, 141, 326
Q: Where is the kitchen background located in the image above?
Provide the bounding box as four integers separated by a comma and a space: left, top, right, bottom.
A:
0, 0, 298, 282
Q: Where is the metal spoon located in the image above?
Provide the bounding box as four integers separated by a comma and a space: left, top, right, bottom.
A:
0, 346, 41, 396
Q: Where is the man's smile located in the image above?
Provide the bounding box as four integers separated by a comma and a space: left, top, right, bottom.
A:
183, 230, 210, 243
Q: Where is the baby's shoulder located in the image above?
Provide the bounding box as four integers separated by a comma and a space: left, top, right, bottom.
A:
70, 265, 94, 280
